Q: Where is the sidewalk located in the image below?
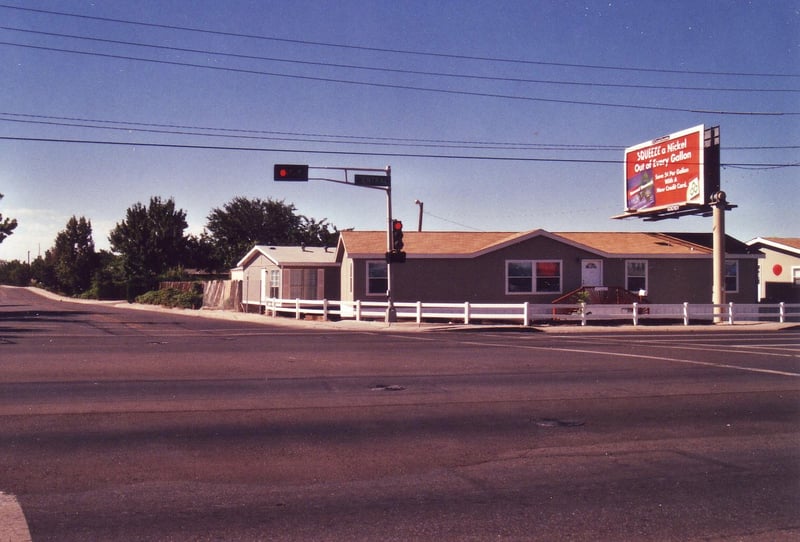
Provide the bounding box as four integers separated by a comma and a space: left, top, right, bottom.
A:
25, 287, 798, 334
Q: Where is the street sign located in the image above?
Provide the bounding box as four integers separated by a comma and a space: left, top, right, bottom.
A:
354, 174, 390, 187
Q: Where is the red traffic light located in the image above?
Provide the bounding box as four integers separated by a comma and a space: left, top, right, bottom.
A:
274, 164, 309, 182
391, 219, 404, 252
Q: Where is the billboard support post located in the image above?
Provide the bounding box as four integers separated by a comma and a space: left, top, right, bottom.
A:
613, 126, 734, 313
711, 191, 727, 324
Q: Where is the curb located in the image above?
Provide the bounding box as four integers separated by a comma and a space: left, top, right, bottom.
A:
0, 492, 32, 542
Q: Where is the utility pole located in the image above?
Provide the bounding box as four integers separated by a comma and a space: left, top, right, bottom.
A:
414, 199, 423, 232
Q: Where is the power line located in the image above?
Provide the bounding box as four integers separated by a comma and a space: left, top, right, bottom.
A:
3, 26, 797, 94
2, 41, 796, 117
0, 115, 622, 151
2, 135, 797, 169
2, 3, 797, 79
1, 112, 797, 152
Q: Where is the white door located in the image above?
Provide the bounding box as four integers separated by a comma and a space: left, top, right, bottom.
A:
260, 268, 268, 304
581, 260, 603, 287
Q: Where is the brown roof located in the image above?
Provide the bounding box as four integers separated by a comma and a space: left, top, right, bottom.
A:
339, 230, 527, 257
764, 237, 800, 250
338, 229, 744, 258
746, 237, 800, 255
555, 232, 711, 256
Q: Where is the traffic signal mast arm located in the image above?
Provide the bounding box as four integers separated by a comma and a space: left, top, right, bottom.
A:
274, 164, 390, 188
273, 163, 401, 320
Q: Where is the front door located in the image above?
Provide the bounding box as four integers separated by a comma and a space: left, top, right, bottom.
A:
581, 260, 603, 287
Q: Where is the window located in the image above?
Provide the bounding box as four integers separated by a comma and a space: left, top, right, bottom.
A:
367, 261, 388, 295
269, 269, 280, 298
535, 261, 561, 292
349, 262, 354, 294
506, 260, 561, 294
793, 267, 800, 285
725, 260, 738, 293
289, 269, 318, 299
626, 260, 647, 293
507, 261, 532, 293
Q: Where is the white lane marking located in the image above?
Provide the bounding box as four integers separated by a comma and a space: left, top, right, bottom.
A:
454, 338, 800, 378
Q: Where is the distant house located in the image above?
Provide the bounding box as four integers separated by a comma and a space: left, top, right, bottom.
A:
335, 229, 761, 305
236, 245, 339, 312
745, 237, 800, 302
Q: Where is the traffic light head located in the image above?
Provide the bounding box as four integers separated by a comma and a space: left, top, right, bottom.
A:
392, 219, 404, 251
274, 164, 309, 182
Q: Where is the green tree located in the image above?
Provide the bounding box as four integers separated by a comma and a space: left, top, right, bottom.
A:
206, 197, 308, 269
185, 231, 223, 272
49, 216, 97, 295
301, 216, 339, 248
0, 259, 32, 286
0, 193, 18, 244
108, 196, 189, 284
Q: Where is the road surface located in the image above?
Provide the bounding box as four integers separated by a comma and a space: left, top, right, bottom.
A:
1, 286, 798, 540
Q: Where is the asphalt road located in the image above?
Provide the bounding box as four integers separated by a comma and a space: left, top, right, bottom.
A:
1, 286, 799, 541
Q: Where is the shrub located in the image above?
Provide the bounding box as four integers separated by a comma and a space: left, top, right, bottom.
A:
135, 286, 203, 309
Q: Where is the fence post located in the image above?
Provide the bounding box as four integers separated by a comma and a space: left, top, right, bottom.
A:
779, 302, 785, 323
728, 302, 735, 325
322, 299, 329, 321
355, 299, 362, 321
416, 301, 422, 324
464, 301, 471, 325
632, 302, 638, 326
295, 299, 301, 320
580, 302, 587, 326
522, 301, 529, 326
683, 302, 689, 326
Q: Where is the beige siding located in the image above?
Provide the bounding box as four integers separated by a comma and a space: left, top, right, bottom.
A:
756, 247, 800, 300
241, 254, 280, 305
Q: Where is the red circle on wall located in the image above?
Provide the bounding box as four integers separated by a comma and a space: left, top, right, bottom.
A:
773, 264, 783, 276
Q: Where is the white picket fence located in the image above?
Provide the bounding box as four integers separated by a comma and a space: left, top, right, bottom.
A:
249, 298, 800, 326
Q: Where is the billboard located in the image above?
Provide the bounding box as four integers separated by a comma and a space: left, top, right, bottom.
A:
623, 125, 717, 216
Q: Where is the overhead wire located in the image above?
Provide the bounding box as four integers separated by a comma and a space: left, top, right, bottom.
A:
0, 4, 796, 163
1, 40, 794, 117
1, 3, 798, 78
1, 135, 796, 170
2, 26, 797, 94
1, 112, 796, 152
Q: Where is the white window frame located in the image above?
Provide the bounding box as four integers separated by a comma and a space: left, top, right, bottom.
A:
366, 260, 388, 296
625, 260, 648, 293
349, 261, 354, 294
725, 260, 739, 293
505, 260, 562, 295
269, 269, 280, 298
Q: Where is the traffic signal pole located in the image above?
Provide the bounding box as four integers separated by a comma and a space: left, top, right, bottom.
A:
385, 170, 398, 323
274, 163, 398, 322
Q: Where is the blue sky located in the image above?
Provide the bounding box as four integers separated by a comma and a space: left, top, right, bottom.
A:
1, 0, 798, 262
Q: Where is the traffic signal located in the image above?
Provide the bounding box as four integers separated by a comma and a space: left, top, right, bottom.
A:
392, 219, 404, 251
273, 164, 309, 182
